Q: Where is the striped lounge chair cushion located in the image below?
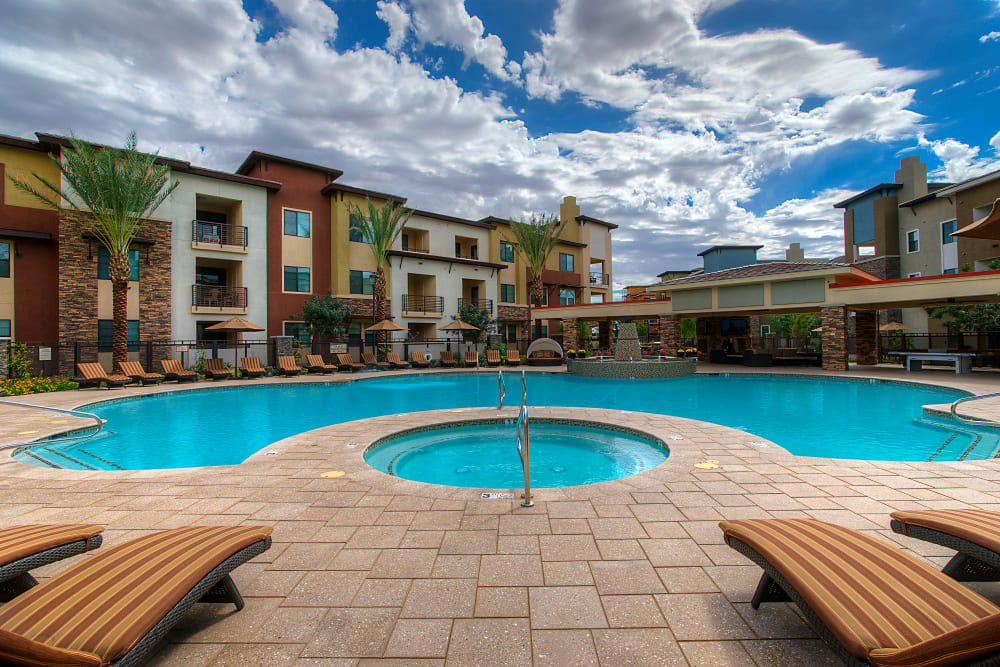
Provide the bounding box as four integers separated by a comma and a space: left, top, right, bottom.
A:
720, 518, 1000, 667
892, 509, 1000, 554
0, 525, 272, 666
0, 525, 103, 569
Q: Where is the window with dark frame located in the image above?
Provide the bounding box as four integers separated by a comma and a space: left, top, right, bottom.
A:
0, 242, 9, 278
97, 319, 139, 351
283, 266, 310, 292
349, 218, 370, 243
349, 270, 375, 295
283, 321, 311, 343
559, 253, 574, 272
559, 288, 575, 305
283, 209, 311, 237
500, 242, 514, 263
941, 220, 957, 245
0, 319, 10, 337
500, 283, 515, 303
97, 248, 140, 281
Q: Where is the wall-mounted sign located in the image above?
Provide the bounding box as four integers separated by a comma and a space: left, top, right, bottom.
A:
176, 345, 189, 353
329, 343, 347, 354
37, 347, 51, 361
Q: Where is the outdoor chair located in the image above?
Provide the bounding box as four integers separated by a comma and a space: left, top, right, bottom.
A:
385, 351, 410, 369
361, 352, 390, 370
75, 362, 131, 389
506, 349, 521, 366
203, 357, 232, 380
409, 351, 432, 368
464, 350, 479, 366
277, 355, 302, 376
0, 524, 103, 602
0, 525, 271, 667
890, 509, 1000, 582
439, 351, 457, 367
336, 353, 364, 372
160, 359, 197, 383
719, 517, 1000, 667
240, 357, 266, 379
486, 349, 502, 366
305, 354, 336, 374
119, 361, 164, 386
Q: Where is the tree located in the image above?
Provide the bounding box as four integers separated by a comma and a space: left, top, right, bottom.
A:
926, 304, 1000, 332
296, 293, 354, 340
679, 318, 697, 345
503, 213, 568, 339
344, 198, 412, 335
458, 303, 495, 342
770, 313, 819, 340
8, 132, 177, 371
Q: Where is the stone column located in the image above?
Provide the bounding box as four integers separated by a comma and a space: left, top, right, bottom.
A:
821, 306, 848, 371
563, 318, 579, 350
271, 336, 293, 365
597, 321, 612, 350
0, 338, 8, 380
658, 315, 681, 352
855, 310, 878, 366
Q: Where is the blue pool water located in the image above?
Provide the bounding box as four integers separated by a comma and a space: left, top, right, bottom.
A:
13, 373, 997, 471
365, 421, 669, 488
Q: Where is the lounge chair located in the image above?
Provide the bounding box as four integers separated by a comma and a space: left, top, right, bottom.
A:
76, 362, 131, 389
719, 518, 1000, 667
409, 351, 432, 368
0, 524, 103, 601
891, 509, 1000, 582
160, 359, 197, 383
386, 351, 410, 369
277, 355, 302, 376
506, 349, 521, 366
305, 354, 336, 374
439, 351, 457, 367
240, 357, 266, 379
464, 350, 479, 367
0, 525, 271, 667
336, 353, 364, 372
204, 357, 232, 380
119, 361, 164, 386
361, 351, 390, 370
486, 349, 502, 366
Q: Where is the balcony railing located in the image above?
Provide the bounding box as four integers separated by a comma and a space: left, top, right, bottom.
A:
402, 294, 445, 313
590, 272, 610, 288
456, 251, 479, 260
402, 245, 429, 253
458, 298, 493, 314
192, 284, 248, 310
192, 220, 248, 249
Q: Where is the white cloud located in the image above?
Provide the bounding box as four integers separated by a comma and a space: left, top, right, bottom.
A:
270, 0, 338, 41
919, 135, 1000, 181
376, 1, 411, 53
405, 0, 517, 80
981, 31, 1000, 42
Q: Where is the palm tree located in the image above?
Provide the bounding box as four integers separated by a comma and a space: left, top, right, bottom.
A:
8, 132, 178, 371
504, 213, 567, 339
344, 197, 412, 334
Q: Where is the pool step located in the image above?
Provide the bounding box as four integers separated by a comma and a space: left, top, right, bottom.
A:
43, 447, 98, 471
75, 448, 124, 470
915, 417, 995, 461
19, 449, 63, 469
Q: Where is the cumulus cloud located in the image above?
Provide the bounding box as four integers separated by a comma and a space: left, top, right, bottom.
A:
919, 135, 1000, 181
981, 31, 1000, 42
376, 1, 411, 53
404, 0, 517, 80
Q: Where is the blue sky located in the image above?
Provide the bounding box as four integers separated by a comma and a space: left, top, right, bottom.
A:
1, 0, 998, 288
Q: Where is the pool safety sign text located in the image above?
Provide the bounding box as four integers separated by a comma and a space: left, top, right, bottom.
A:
481, 492, 514, 499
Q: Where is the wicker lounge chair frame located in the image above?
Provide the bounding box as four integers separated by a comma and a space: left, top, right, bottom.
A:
486, 349, 502, 366
409, 351, 432, 368
336, 353, 364, 372
240, 356, 266, 379
76, 363, 131, 389
361, 352, 390, 370
203, 358, 232, 380
386, 351, 410, 369
506, 349, 521, 366
160, 359, 197, 383
891, 510, 1000, 582
305, 354, 336, 374
277, 355, 302, 376
119, 361, 164, 386
439, 351, 457, 367
0, 525, 104, 602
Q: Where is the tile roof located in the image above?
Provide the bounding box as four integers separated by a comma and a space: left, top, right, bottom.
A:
657, 261, 851, 285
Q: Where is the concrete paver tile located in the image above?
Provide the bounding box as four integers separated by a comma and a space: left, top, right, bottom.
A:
302, 608, 398, 658
529, 586, 608, 629
474, 586, 528, 617
601, 594, 667, 628
479, 554, 543, 586
531, 629, 598, 666
383, 619, 452, 658
445, 618, 531, 666
401, 578, 477, 618
592, 628, 686, 666
590, 560, 665, 595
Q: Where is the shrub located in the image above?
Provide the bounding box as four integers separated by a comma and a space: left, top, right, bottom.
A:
1, 376, 78, 396
7, 343, 33, 381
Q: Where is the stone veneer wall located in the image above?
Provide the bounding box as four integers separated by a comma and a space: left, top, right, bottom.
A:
614, 322, 642, 360
855, 311, 878, 365
658, 315, 681, 351
57, 214, 171, 375
821, 306, 848, 371
853, 255, 900, 280
562, 317, 579, 350
497, 305, 530, 340
0, 339, 7, 379
567, 357, 696, 379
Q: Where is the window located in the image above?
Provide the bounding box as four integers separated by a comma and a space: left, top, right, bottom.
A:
283, 321, 311, 344
941, 220, 957, 245
0, 319, 9, 337
349, 219, 370, 243
906, 229, 919, 254
455, 241, 461, 256
540, 289, 547, 306
943, 268, 958, 274
195, 266, 227, 286
402, 234, 409, 250
0, 242, 9, 278
97, 248, 140, 281
283, 209, 311, 237
908, 272, 922, 278
470, 245, 478, 259
500, 242, 514, 263
559, 288, 575, 305
196, 321, 228, 342
505, 324, 517, 342
500, 283, 515, 303
760, 325, 771, 336
97, 319, 139, 351
283, 266, 310, 292
559, 253, 574, 272
349, 270, 375, 295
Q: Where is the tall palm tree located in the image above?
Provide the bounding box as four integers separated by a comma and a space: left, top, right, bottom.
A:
344, 197, 412, 334
504, 213, 567, 339
8, 132, 178, 371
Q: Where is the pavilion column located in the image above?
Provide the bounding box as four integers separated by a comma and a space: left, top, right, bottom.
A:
598, 321, 612, 350
563, 318, 579, 351
659, 314, 681, 352
855, 310, 878, 366
821, 306, 848, 371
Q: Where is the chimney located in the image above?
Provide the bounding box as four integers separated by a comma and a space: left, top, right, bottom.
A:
785, 242, 805, 262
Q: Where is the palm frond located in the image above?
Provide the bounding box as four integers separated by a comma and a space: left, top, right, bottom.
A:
502, 213, 567, 275
345, 197, 412, 268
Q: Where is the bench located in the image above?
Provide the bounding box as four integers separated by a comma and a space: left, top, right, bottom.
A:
890, 351, 975, 374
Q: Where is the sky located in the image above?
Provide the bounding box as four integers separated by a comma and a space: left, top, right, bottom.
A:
1, 0, 999, 290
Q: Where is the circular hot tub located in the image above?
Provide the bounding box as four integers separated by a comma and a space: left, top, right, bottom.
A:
364, 418, 669, 488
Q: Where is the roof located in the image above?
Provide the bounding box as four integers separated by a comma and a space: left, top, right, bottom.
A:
575, 214, 618, 229
479, 216, 510, 225
833, 183, 902, 209
657, 261, 852, 285
0, 133, 50, 152
409, 209, 495, 229
321, 181, 407, 204
696, 245, 762, 257
235, 150, 343, 179
656, 269, 697, 277
932, 168, 1000, 197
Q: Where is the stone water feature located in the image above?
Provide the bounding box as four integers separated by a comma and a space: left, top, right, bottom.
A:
567, 321, 696, 379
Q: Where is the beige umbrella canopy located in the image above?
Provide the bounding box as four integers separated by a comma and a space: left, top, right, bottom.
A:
880, 321, 916, 332
204, 317, 265, 333
365, 319, 407, 332
439, 319, 480, 332
952, 199, 1000, 240
810, 326, 823, 333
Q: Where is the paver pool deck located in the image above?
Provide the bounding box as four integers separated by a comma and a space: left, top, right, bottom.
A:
2, 364, 1000, 665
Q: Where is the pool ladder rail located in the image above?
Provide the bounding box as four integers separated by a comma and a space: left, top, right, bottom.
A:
0, 399, 106, 469
950, 392, 1000, 427
513, 369, 533, 507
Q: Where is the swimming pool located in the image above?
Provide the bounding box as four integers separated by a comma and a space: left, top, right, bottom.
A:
12, 373, 996, 470
365, 420, 669, 488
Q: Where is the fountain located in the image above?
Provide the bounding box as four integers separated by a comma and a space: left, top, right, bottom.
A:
566, 321, 696, 379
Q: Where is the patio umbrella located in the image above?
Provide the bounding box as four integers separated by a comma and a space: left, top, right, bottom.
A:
440, 319, 481, 364
811, 326, 823, 333
205, 317, 265, 370
879, 322, 916, 332
365, 319, 408, 361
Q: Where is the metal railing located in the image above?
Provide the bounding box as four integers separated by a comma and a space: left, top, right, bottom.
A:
191, 284, 248, 309
401, 294, 444, 313
456, 251, 480, 260
950, 392, 1000, 426
0, 400, 105, 469
590, 271, 609, 288
402, 245, 429, 253
458, 298, 493, 314
498, 366, 505, 409
515, 370, 532, 507
192, 220, 248, 249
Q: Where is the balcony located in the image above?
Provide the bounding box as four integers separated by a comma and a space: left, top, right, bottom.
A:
455, 250, 479, 260
191, 284, 248, 314
458, 298, 493, 314
590, 272, 610, 288
191, 220, 248, 252
402, 294, 444, 317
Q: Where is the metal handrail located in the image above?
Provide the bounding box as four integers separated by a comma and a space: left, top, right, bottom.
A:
515, 370, 532, 507
950, 392, 1000, 426
498, 367, 505, 409
0, 399, 104, 451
